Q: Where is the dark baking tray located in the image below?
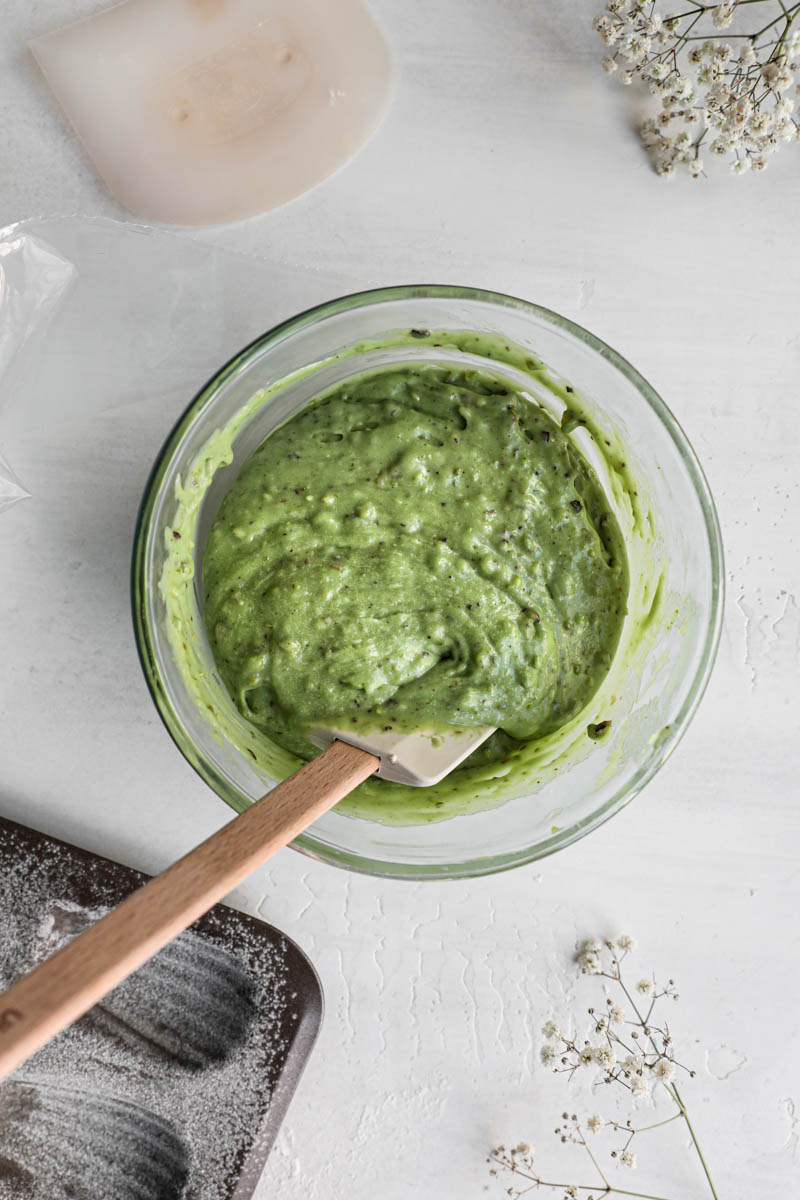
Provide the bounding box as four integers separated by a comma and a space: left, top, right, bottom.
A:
0, 815, 323, 1200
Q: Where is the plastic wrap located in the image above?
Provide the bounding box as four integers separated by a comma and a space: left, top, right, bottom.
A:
0, 227, 76, 510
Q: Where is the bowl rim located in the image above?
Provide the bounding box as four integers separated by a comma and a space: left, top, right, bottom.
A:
131, 283, 725, 880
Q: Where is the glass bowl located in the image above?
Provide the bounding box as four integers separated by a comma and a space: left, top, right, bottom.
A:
132, 286, 723, 879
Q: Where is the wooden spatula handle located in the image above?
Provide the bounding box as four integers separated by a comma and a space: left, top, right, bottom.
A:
0, 740, 377, 1080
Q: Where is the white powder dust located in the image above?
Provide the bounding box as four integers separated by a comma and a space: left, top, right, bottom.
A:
0, 823, 315, 1200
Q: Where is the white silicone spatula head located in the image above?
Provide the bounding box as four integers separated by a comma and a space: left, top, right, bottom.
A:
309, 724, 496, 786
29, 0, 394, 225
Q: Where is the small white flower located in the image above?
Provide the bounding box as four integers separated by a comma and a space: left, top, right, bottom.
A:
602, 55, 618, 74
622, 1053, 645, 1073
729, 115, 749, 139
593, 1045, 617, 1069
697, 63, 719, 87
567, 1187, 579, 1199
541, 1044, 557, 1065
688, 155, 704, 177
730, 96, 753, 125
621, 70, 634, 85
620, 1150, 637, 1169
705, 81, 732, 110
601, 24, 623, 46
595, 1015, 609, 1033
513, 1142, 532, 1156
636, 978, 653, 995
752, 153, 770, 170
578, 940, 602, 972
648, 60, 669, 81
579, 1046, 595, 1066
712, 4, 734, 31
645, 134, 670, 157
620, 33, 651, 62
542, 1021, 563, 1041
763, 56, 794, 93
731, 156, 751, 174
632, 1074, 653, 1098
761, 57, 782, 85
738, 42, 757, 67
749, 111, 773, 135
609, 1004, 626, 1026
587, 1114, 606, 1133
652, 1057, 677, 1083
640, 117, 661, 145
578, 949, 601, 972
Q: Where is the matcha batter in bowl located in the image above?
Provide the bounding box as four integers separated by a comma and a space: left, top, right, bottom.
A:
132, 287, 723, 879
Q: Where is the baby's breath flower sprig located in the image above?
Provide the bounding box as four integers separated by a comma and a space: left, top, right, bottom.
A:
593, 0, 800, 176
488, 936, 720, 1200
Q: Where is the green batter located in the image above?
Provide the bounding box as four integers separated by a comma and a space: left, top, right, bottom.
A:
201, 363, 628, 771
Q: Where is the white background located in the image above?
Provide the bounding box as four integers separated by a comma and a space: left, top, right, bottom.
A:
1, 2, 799, 1197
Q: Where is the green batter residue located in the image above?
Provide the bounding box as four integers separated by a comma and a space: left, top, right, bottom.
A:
202, 364, 628, 768
161, 328, 663, 826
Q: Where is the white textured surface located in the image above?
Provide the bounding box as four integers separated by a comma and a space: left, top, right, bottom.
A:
1, 2, 799, 1198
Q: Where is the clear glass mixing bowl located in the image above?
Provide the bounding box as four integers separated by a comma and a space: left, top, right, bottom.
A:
132, 286, 723, 879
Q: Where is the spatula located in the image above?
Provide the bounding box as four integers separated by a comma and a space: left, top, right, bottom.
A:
0, 725, 493, 1080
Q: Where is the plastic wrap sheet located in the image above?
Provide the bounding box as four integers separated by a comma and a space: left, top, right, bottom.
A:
0, 228, 76, 510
